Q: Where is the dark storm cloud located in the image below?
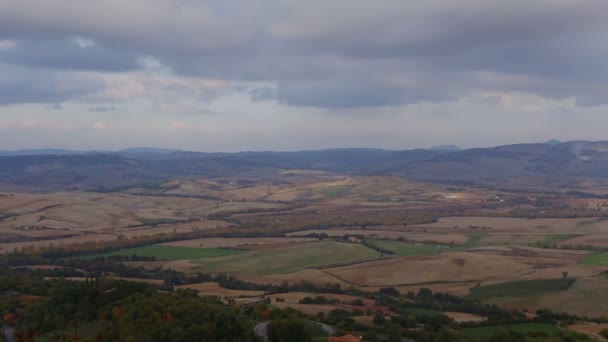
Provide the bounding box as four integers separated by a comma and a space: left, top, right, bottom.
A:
1, 0, 608, 108
0, 38, 139, 71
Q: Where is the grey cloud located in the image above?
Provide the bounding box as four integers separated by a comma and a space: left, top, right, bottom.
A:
88, 104, 119, 113
1, 0, 608, 108
276, 79, 453, 108
0, 64, 104, 105
249, 87, 277, 102
0, 0, 259, 53
0, 38, 139, 71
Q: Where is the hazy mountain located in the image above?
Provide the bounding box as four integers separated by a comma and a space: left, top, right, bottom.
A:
119, 147, 182, 155
430, 145, 462, 152
2, 141, 608, 192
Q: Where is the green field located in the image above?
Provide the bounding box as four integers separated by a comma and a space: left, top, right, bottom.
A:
367, 239, 448, 256
90, 245, 244, 260
319, 185, 353, 198
460, 233, 486, 248
197, 241, 380, 274
461, 323, 559, 338
467, 278, 575, 301
581, 253, 608, 266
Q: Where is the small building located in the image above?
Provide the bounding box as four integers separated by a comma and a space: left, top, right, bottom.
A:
347, 236, 362, 244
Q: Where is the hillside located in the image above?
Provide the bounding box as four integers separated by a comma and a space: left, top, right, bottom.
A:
2, 141, 608, 193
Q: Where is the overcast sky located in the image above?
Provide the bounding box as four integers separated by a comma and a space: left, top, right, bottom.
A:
0, 0, 607, 151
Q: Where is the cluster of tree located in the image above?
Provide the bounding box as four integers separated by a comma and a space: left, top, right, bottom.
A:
0, 270, 261, 341
362, 241, 395, 255
298, 296, 340, 305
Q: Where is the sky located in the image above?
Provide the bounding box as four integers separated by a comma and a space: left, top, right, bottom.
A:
1, 0, 608, 152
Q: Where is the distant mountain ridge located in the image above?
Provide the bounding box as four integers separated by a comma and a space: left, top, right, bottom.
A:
2, 141, 608, 192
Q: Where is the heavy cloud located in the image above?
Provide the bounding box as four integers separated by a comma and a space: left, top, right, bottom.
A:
0, 0, 607, 107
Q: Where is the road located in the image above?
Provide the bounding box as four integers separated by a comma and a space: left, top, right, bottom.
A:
254, 321, 335, 342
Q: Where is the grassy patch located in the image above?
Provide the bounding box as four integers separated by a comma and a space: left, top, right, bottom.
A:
466, 278, 575, 302
197, 241, 380, 275
581, 253, 608, 266
319, 185, 353, 198
89, 245, 244, 260
460, 234, 486, 248
461, 323, 559, 338
367, 239, 448, 256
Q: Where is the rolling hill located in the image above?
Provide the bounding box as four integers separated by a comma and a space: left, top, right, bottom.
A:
2, 141, 608, 193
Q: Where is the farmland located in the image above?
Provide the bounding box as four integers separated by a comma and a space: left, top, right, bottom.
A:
4, 170, 608, 335
89, 245, 244, 260
366, 239, 450, 256
580, 253, 608, 266
196, 241, 381, 274
466, 278, 575, 301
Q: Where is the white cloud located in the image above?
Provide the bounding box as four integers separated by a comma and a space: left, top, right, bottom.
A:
0, 40, 15, 49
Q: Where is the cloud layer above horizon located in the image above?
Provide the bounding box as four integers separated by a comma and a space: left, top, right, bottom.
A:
1, 0, 607, 151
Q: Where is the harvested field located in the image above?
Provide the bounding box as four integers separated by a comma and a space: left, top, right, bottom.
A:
162, 237, 317, 249
235, 269, 353, 288
196, 241, 381, 275
568, 323, 608, 340
324, 251, 532, 287
175, 282, 265, 297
